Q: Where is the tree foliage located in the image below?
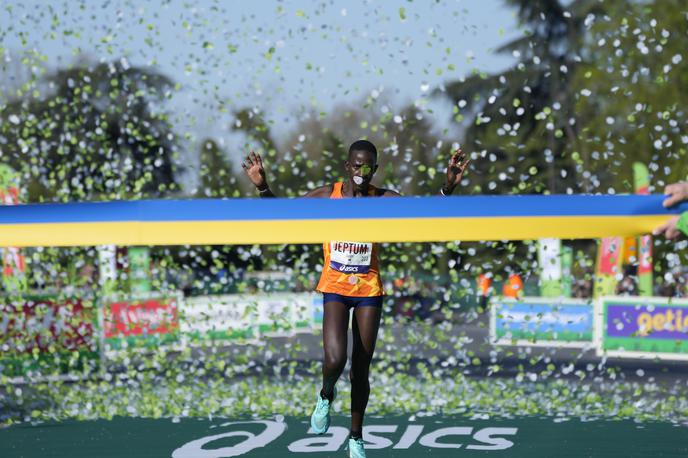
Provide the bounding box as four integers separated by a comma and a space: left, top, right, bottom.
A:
0, 58, 181, 202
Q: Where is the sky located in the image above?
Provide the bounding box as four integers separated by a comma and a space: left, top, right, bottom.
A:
0, 0, 520, 162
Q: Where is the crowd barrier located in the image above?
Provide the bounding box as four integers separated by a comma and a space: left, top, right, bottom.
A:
0, 291, 324, 381
4, 291, 687, 385
491, 296, 688, 361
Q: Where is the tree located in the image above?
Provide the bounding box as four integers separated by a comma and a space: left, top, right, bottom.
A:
570, 0, 688, 288
195, 138, 242, 198
439, 0, 603, 195
571, 0, 688, 192
0, 57, 182, 202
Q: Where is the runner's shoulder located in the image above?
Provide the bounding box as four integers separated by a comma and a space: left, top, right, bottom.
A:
375, 187, 401, 197
303, 184, 334, 198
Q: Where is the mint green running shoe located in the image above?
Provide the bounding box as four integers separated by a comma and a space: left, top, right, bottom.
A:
348, 437, 367, 458
310, 387, 336, 434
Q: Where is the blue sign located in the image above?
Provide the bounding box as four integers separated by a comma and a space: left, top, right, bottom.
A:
491, 298, 593, 347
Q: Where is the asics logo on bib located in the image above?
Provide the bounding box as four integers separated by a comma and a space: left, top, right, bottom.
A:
338, 265, 362, 273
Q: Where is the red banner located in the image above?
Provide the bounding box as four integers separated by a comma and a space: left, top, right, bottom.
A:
0, 297, 96, 354
104, 297, 178, 339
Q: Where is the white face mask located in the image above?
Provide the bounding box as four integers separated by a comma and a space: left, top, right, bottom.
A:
352, 176, 364, 185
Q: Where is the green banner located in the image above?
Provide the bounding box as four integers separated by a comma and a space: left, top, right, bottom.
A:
181, 295, 259, 343
537, 238, 562, 297
128, 247, 151, 293
560, 246, 573, 298
180, 293, 322, 345
598, 296, 688, 360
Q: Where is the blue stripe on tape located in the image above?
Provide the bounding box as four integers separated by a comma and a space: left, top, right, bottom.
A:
0, 194, 685, 224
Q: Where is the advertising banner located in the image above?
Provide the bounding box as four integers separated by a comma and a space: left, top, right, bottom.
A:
0, 164, 27, 292
128, 247, 152, 293
97, 245, 117, 295
595, 296, 688, 360
490, 297, 593, 348
594, 237, 624, 298
560, 245, 573, 298
255, 293, 296, 337
180, 292, 321, 344
311, 293, 324, 328
102, 294, 180, 350
633, 162, 653, 296
181, 295, 258, 343
255, 293, 321, 337
102, 291, 322, 354
537, 238, 562, 298
292, 292, 320, 333
0, 295, 99, 377
4, 415, 686, 457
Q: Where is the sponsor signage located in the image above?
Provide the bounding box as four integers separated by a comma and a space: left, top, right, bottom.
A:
311, 294, 324, 327
594, 237, 624, 298
255, 294, 296, 337
181, 295, 258, 343
537, 238, 562, 297
103, 294, 180, 350
291, 293, 319, 332
128, 247, 152, 293
3, 416, 687, 457
0, 295, 99, 377
180, 293, 321, 343
0, 164, 27, 292
173, 420, 517, 456
251, 292, 318, 337
490, 297, 593, 348
595, 296, 688, 360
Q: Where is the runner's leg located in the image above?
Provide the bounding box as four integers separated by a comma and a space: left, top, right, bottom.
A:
321, 300, 349, 400
349, 305, 382, 435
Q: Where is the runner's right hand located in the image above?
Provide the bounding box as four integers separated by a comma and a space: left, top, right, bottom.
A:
663, 182, 688, 208
241, 151, 267, 189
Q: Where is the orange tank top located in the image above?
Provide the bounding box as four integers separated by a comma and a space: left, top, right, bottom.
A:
315, 182, 383, 297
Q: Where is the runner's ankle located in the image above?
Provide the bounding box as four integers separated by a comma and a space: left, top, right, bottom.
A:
320, 389, 333, 402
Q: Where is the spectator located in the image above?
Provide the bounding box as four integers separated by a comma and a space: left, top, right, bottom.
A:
616, 265, 638, 296
502, 273, 523, 298
654, 182, 688, 239
476, 273, 492, 309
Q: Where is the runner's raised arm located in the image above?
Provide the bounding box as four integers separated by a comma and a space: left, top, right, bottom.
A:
241, 151, 275, 197
241, 151, 332, 198
441, 148, 470, 196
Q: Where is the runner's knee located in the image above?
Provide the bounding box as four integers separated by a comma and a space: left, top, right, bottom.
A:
324, 351, 346, 374
349, 362, 370, 386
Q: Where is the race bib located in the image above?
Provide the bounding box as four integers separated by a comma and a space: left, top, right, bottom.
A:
329, 241, 373, 274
